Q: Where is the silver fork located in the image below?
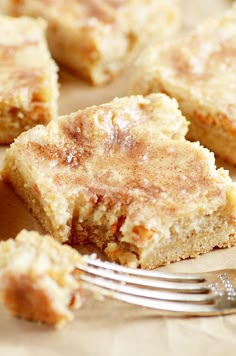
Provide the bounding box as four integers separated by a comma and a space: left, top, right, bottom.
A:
76, 255, 236, 316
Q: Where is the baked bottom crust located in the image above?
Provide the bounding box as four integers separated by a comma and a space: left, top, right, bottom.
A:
3, 94, 236, 269
0, 230, 83, 327
125, 213, 236, 268
0, 15, 58, 144
131, 4, 236, 165
5, 0, 180, 85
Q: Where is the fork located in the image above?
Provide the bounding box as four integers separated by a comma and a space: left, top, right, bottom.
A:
76, 255, 236, 316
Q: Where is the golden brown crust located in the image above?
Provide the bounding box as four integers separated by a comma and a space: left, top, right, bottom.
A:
131, 4, 236, 165
3, 94, 236, 269
0, 15, 58, 144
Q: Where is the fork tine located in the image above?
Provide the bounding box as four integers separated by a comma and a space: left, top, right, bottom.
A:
83, 255, 205, 282
81, 274, 215, 303
82, 277, 220, 315
87, 284, 220, 315
76, 263, 210, 293
78, 257, 236, 316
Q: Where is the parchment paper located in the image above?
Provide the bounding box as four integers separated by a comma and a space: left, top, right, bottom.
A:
1, 1, 236, 355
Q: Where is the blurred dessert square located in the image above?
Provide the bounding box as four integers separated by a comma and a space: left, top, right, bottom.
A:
131, 4, 236, 165
4, 0, 180, 85
0, 15, 58, 144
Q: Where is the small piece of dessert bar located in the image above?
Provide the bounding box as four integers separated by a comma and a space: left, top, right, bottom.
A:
0, 230, 83, 327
